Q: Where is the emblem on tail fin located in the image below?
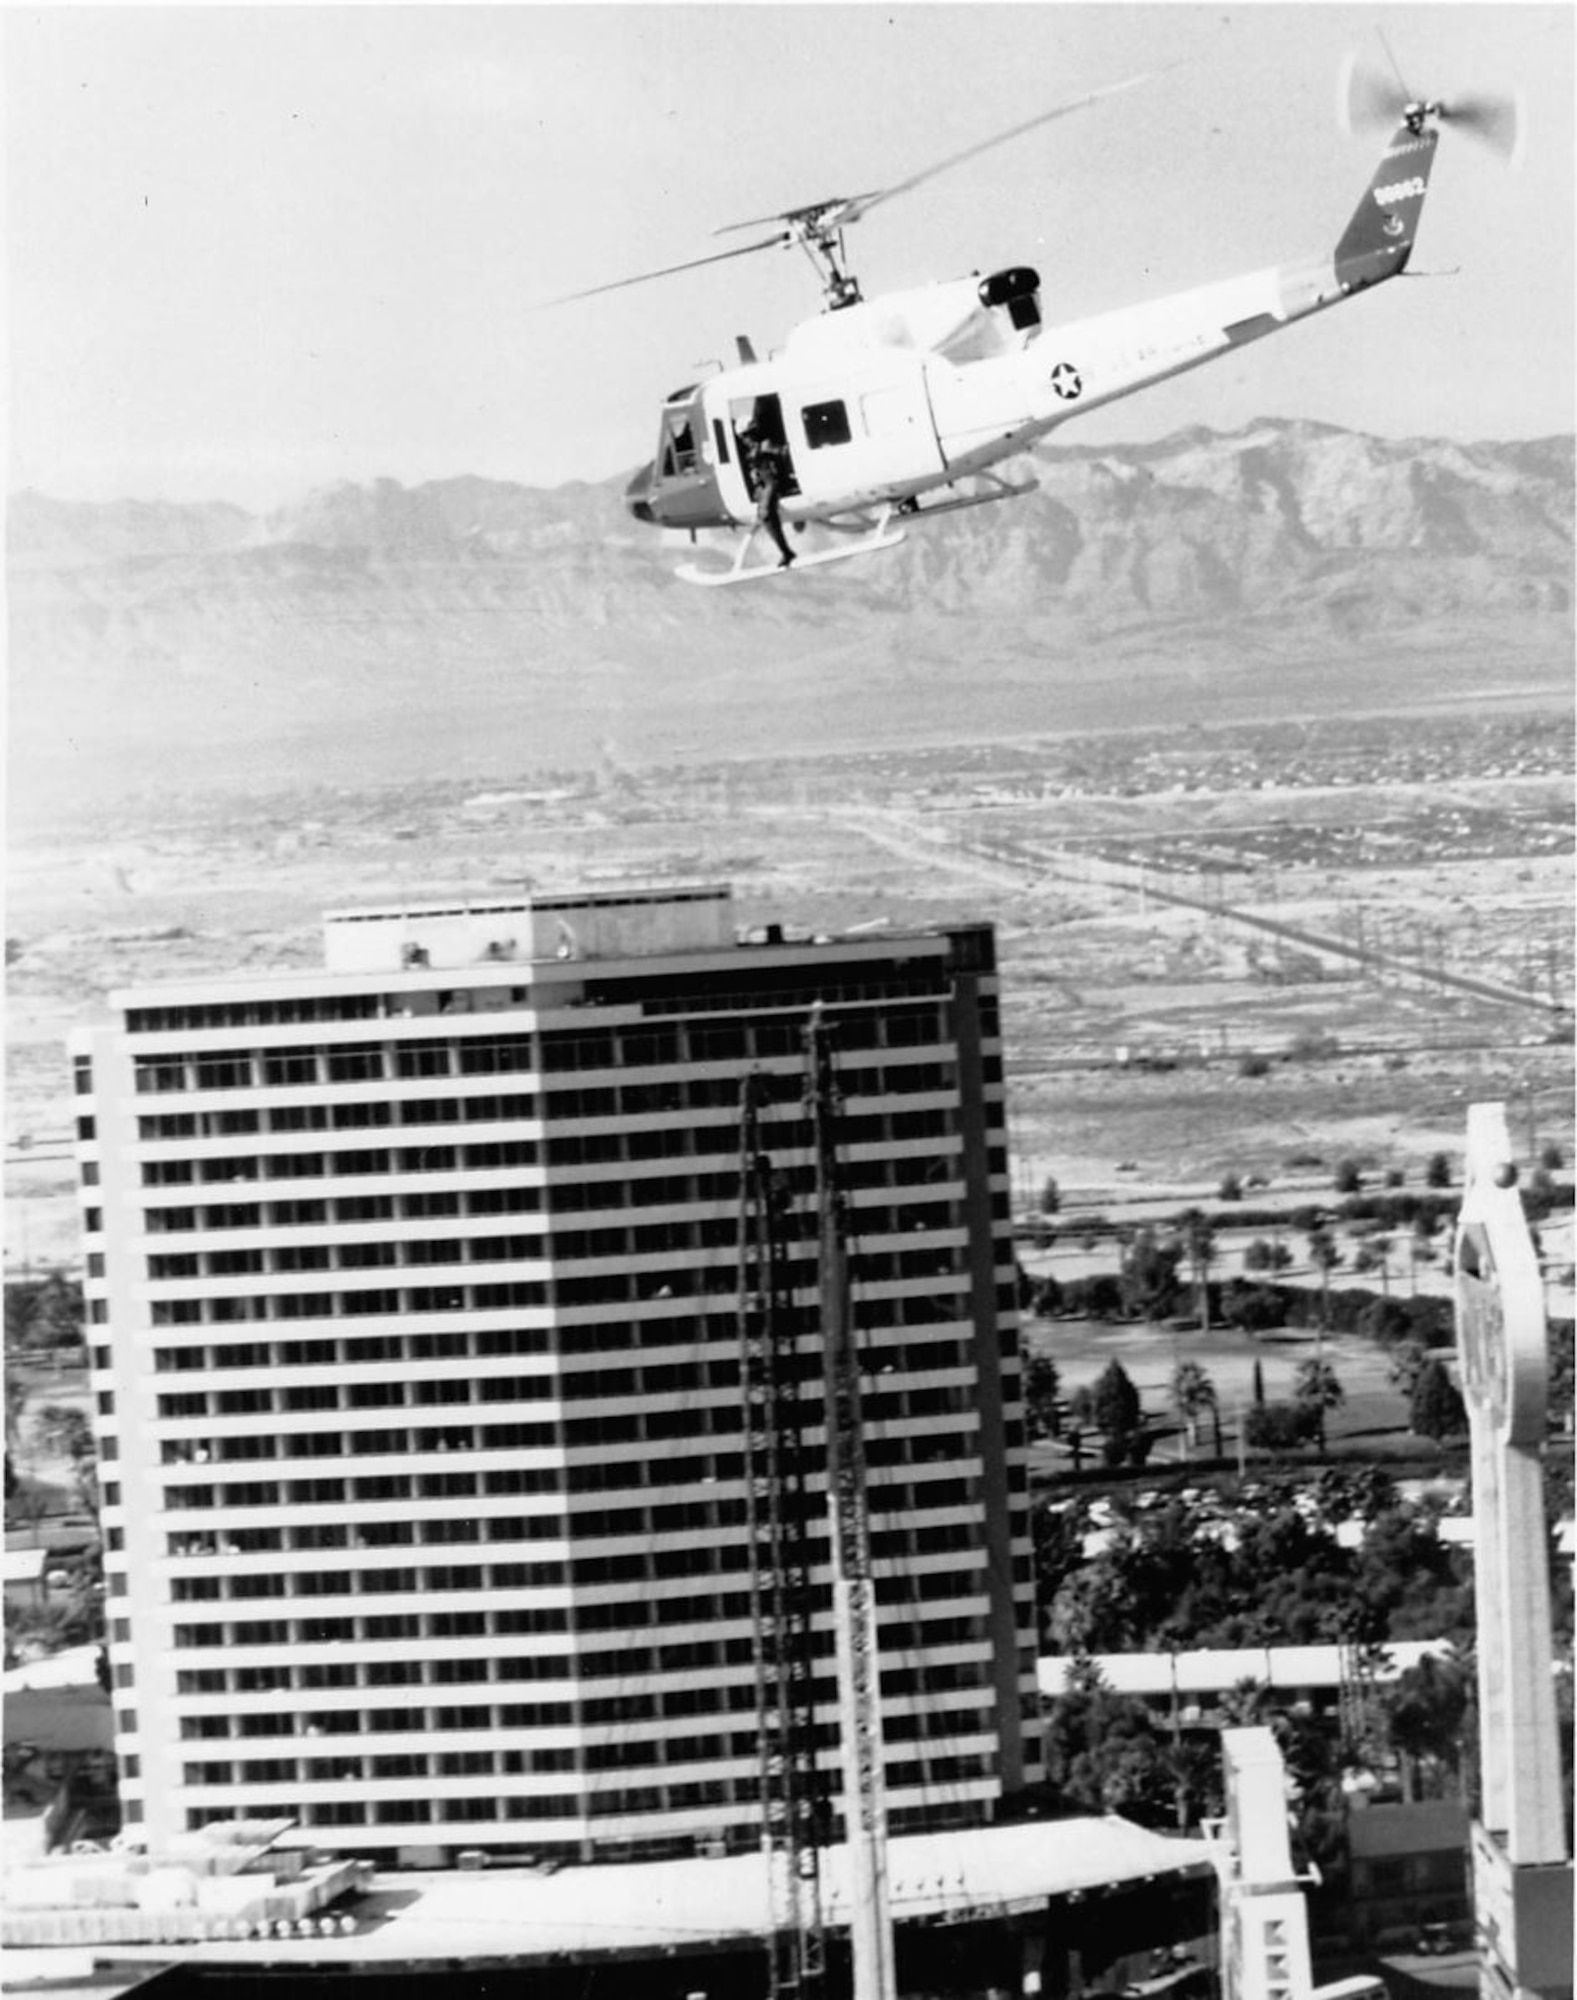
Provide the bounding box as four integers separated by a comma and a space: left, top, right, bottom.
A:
1335, 125, 1440, 290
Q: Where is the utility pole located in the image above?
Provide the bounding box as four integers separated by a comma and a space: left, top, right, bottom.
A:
806, 1009, 897, 2000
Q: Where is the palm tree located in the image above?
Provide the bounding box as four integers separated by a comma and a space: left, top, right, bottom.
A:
1381, 1650, 1469, 1801
1353, 1234, 1392, 1297
1410, 1213, 1441, 1296
4, 1355, 27, 1458
1307, 1228, 1342, 1328
1218, 1677, 1271, 1728
1295, 1357, 1345, 1452
1171, 1361, 1218, 1462
1178, 1208, 1216, 1333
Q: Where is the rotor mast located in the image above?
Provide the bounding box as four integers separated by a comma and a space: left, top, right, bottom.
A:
783, 207, 864, 309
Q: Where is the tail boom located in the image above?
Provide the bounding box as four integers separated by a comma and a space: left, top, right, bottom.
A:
933, 120, 1441, 472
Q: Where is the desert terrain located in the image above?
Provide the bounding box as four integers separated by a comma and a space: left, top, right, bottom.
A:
6, 707, 1571, 1277
6, 427, 1573, 1272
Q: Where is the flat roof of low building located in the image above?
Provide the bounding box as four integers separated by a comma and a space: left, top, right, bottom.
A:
1039, 1642, 1452, 1700
91, 1817, 1211, 1970
4, 1548, 48, 1585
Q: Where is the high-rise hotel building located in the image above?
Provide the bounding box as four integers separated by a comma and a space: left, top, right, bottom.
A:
72, 886, 1040, 1865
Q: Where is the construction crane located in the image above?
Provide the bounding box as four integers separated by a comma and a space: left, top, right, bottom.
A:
739, 1067, 828, 2000
738, 1010, 898, 2000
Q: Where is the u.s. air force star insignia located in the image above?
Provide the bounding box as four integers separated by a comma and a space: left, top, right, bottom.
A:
1050, 362, 1083, 400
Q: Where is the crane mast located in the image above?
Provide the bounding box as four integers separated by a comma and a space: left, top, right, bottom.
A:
807, 1008, 898, 2000
739, 1014, 898, 2000
739, 1070, 828, 2000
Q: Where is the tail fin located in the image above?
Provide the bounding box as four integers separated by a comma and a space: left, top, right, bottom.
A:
1335, 124, 1439, 290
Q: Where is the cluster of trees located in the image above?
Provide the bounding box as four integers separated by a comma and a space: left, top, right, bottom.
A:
1036, 1468, 1471, 1655
5, 1274, 85, 1355
1032, 1259, 1464, 1351
1042, 1642, 1478, 1848
1022, 1304, 1502, 1465
6, 1276, 98, 1545
1034, 1455, 1574, 1843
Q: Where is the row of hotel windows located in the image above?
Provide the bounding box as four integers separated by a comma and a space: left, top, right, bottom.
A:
117, 969, 983, 1038
533, 1005, 958, 1069
153, 1390, 980, 1464
152, 1337, 972, 1417
141, 1304, 998, 1372
166, 1609, 991, 1655
178, 1712, 994, 1790
141, 1203, 961, 1277
145, 1259, 998, 1327
177, 1692, 750, 1733
153, 1480, 996, 1557
128, 1010, 968, 1094
164, 1525, 983, 1600
165, 1642, 996, 1710
167, 1758, 997, 1832
169, 1656, 989, 1722
135, 1110, 972, 1187
141, 1427, 1005, 1511
133, 1059, 959, 1119
136, 1155, 975, 1235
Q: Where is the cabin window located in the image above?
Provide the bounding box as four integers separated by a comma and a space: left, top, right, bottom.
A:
802, 400, 852, 450
660, 414, 698, 477
711, 420, 731, 465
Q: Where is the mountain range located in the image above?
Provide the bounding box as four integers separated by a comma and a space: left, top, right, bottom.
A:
8, 420, 1572, 827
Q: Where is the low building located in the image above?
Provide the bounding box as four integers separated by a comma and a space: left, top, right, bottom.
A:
1038, 1643, 1453, 1730
1345, 1799, 1472, 1946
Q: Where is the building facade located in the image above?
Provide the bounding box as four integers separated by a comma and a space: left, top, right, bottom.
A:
72, 886, 1040, 1864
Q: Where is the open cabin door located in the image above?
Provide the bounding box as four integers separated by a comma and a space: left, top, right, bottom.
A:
708, 389, 801, 522
781, 360, 944, 508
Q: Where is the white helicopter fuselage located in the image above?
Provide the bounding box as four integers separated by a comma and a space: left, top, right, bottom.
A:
630, 118, 1439, 563
731, 252, 1348, 519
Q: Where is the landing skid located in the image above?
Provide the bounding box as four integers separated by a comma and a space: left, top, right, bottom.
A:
673, 471, 1033, 585
676, 514, 906, 587
903, 470, 1039, 519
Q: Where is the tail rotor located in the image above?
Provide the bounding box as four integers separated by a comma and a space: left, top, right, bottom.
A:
1338, 49, 1525, 169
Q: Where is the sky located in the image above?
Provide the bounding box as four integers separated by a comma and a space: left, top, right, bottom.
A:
6, 3, 1573, 509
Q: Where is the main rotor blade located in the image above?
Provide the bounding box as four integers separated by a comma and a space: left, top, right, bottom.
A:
838, 68, 1162, 226
541, 231, 788, 308
711, 67, 1162, 243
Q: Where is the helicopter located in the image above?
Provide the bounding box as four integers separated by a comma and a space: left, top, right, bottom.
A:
560, 54, 1520, 586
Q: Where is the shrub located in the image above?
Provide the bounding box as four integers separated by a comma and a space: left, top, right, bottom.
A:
1221, 1281, 1286, 1334
1238, 1054, 1271, 1079
1062, 1274, 1124, 1320
1410, 1359, 1468, 1441
1244, 1401, 1317, 1450
1093, 1360, 1142, 1441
